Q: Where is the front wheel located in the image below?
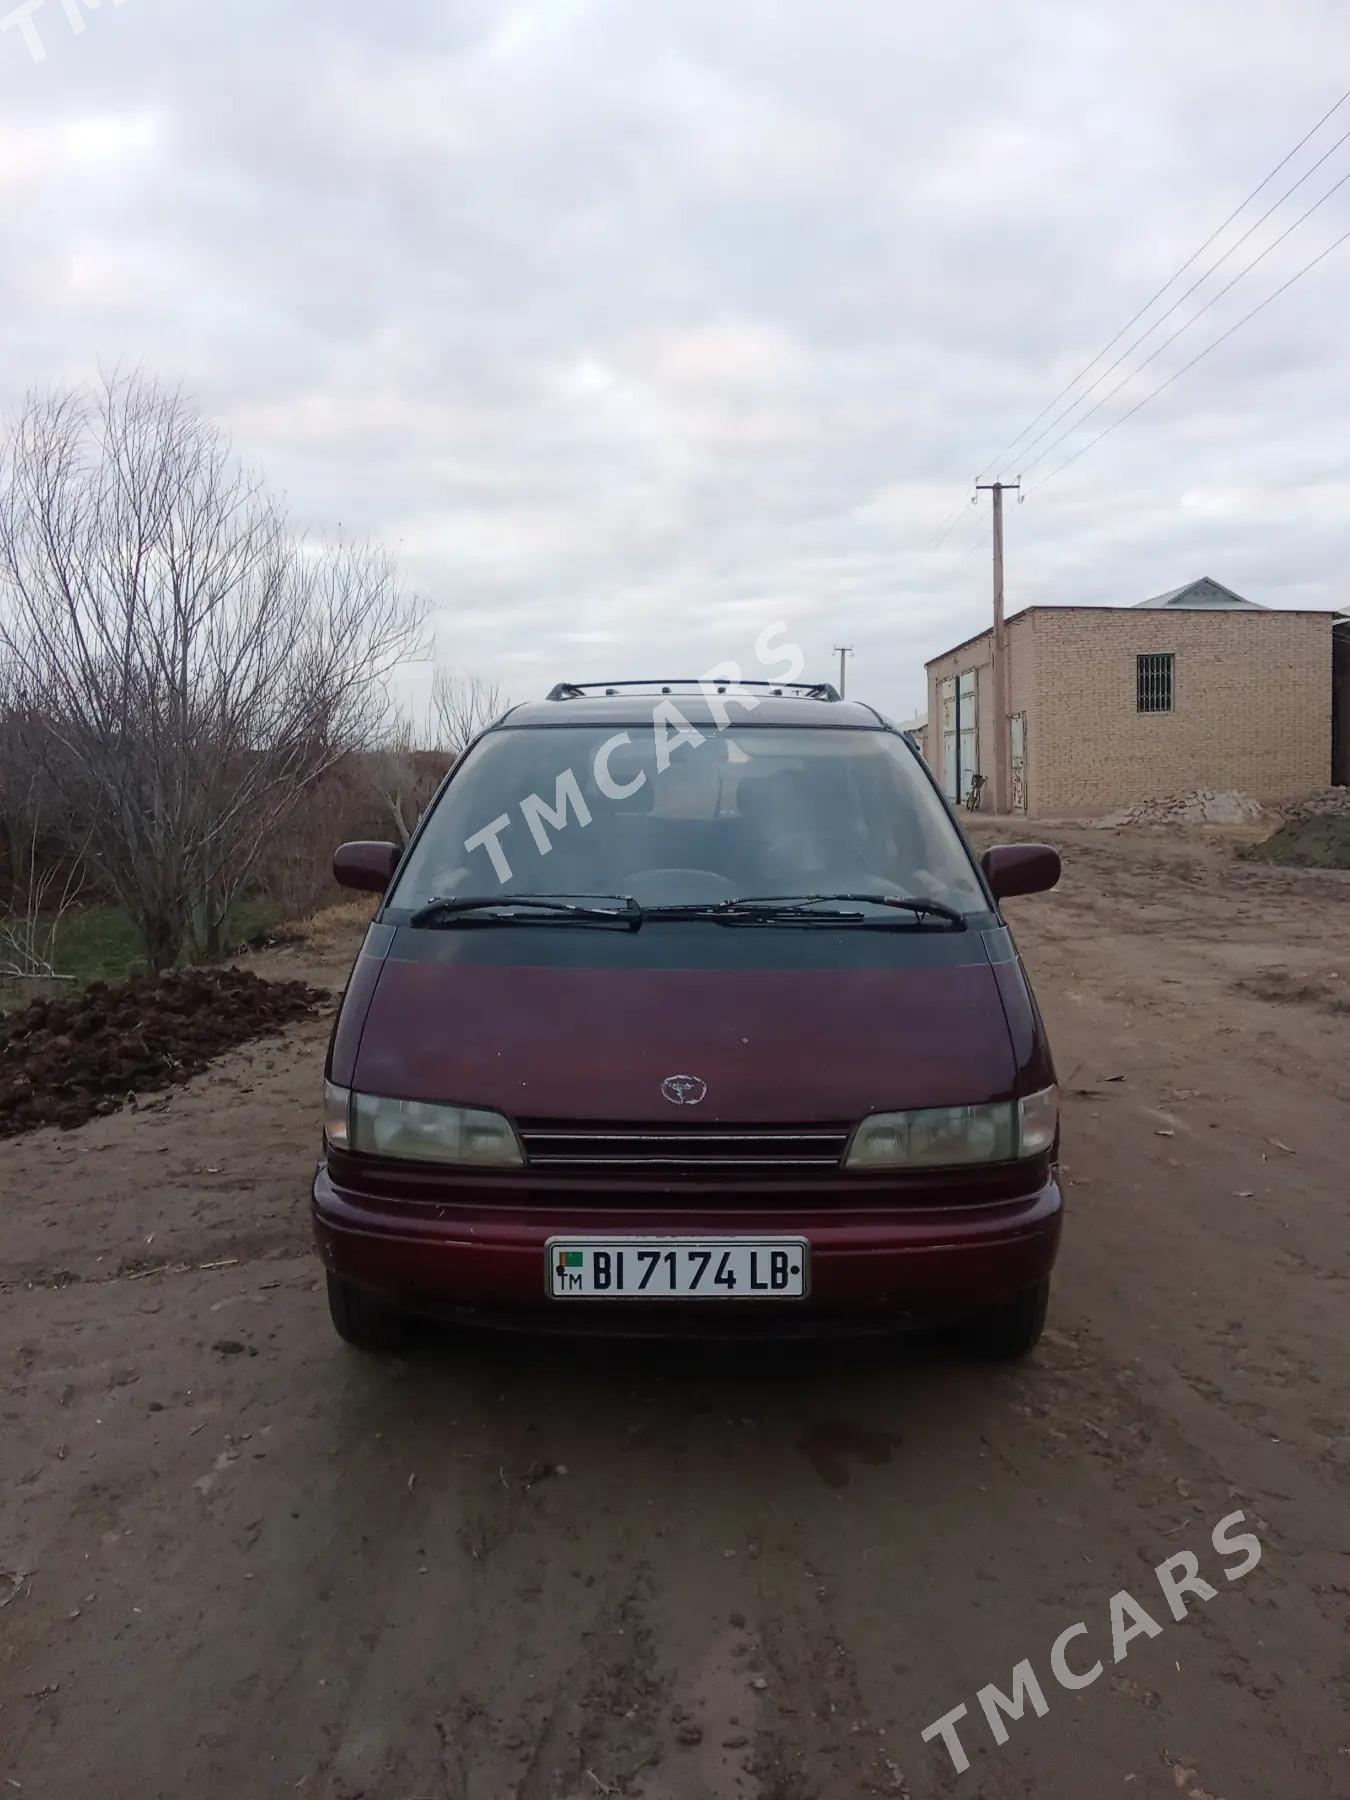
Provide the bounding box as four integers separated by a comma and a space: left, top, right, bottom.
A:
964, 1279, 1049, 1360
326, 1272, 410, 1353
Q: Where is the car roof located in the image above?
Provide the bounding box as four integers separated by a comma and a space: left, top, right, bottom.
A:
493, 692, 892, 731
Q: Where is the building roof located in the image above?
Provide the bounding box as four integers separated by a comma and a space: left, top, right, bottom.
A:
924, 599, 1329, 669
1132, 576, 1265, 610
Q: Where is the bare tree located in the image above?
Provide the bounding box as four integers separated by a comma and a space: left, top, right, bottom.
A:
358, 709, 447, 846
0, 851, 85, 984
0, 767, 86, 983
0, 374, 426, 969
0, 648, 82, 980
349, 673, 505, 847
428, 670, 505, 758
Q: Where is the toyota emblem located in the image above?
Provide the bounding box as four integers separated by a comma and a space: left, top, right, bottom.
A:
661, 1073, 707, 1106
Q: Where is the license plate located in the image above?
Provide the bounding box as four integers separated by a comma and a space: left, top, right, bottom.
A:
546, 1237, 809, 1300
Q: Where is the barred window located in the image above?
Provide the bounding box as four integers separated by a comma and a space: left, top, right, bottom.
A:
1136, 652, 1174, 713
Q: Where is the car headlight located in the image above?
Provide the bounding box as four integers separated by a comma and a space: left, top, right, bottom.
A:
324, 1083, 524, 1166
846, 1085, 1057, 1168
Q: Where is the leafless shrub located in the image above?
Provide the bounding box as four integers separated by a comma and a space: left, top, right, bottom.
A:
0, 772, 86, 982
249, 748, 429, 911
0, 662, 83, 981
0, 374, 426, 968
357, 711, 450, 845
349, 673, 506, 850
428, 670, 506, 758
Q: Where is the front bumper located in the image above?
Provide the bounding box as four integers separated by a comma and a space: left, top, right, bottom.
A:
311, 1161, 1063, 1331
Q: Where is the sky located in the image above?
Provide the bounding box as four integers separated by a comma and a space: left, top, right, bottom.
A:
2, 0, 1349, 720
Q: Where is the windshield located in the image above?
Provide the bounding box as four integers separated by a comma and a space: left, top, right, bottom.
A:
389, 725, 986, 915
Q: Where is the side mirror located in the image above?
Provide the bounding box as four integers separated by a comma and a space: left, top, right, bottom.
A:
981, 843, 1061, 901
333, 840, 401, 893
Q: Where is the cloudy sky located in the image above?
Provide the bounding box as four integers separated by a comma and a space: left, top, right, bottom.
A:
3, 0, 1348, 718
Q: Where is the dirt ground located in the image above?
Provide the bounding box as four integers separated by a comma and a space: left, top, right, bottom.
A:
2, 826, 1347, 1800
0, 967, 323, 1137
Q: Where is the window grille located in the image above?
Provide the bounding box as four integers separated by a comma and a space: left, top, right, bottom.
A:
1137, 652, 1174, 713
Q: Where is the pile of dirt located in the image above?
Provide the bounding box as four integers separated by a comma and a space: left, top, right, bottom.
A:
1234, 969, 1349, 1015
1240, 787, 1350, 870
1280, 785, 1350, 822
1092, 788, 1270, 828
0, 966, 326, 1138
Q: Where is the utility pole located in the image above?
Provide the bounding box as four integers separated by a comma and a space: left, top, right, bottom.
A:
834, 645, 853, 698
974, 481, 1018, 814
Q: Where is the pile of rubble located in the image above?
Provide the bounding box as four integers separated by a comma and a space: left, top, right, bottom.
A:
1279, 786, 1350, 822
1091, 788, 1270, 829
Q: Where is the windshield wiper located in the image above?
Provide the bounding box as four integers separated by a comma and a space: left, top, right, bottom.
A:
645, 893, 966, 930
409, 893, 643, 930
409, 891, 964, 932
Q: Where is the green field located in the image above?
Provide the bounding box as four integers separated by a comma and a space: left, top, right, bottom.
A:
17, 897, 277, 987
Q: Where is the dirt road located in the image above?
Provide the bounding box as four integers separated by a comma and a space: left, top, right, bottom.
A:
3, 827, 1347, 1800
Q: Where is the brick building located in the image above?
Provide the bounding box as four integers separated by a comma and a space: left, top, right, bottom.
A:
924, 578, 1334, 816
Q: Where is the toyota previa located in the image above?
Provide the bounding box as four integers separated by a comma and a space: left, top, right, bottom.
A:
314, 679, 1063, 1356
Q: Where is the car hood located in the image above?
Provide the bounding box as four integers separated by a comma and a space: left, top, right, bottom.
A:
346, 945, 1018, 1124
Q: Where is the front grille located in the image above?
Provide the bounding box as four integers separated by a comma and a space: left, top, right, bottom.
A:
517, 1124, 850, 1173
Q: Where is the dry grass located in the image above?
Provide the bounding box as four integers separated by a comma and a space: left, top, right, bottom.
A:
1234, 969, 1350, 1016
286, 895, 380, 954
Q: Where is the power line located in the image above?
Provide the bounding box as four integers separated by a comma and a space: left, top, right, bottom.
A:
1030, 220, 1350, 492
1022, 160, 1350, 482
973, 83, 1350, 481
1007, 119, 1350, 475
929, 502, 988, 561
917, 86, 1350, 556
925, 500, 968, 550
926, 494, 978, 555
955, 512, 990, 565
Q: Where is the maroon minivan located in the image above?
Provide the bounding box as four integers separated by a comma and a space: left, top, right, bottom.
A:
314, 680, 1062, 1356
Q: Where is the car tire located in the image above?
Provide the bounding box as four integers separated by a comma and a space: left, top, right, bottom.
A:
325, 1272, 409, 1353
966, 1279, 1050, 1360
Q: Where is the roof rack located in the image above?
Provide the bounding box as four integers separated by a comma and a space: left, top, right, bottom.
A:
545, 677, 842, 702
